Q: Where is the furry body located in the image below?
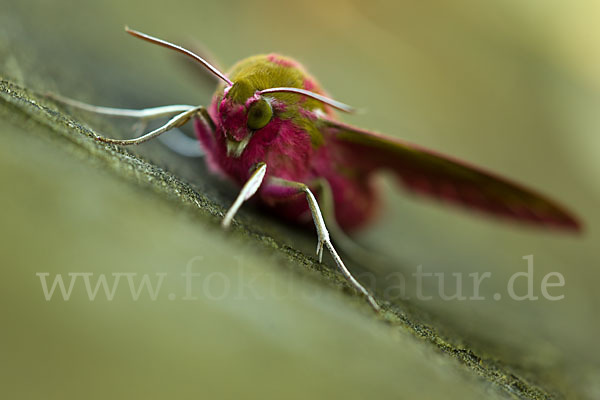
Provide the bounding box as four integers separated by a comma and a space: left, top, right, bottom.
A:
195, 54, 377, 231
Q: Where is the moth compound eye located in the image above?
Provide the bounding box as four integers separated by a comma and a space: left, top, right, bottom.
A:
246, 98, 272, 130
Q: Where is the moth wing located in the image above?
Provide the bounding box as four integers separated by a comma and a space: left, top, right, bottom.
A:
321, 118, 581, 231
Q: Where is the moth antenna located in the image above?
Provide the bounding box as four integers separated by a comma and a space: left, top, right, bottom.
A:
125, 26, 233, 86
258, 87, 355, 113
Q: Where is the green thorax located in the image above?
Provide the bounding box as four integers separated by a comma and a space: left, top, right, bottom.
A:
220, 54, 329, 146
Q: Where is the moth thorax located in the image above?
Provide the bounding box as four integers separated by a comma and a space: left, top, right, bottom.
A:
227, 80, 255, 105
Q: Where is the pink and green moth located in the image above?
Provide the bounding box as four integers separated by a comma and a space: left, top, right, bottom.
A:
53, 28, 581, 311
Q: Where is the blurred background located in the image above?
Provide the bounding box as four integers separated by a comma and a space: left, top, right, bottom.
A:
1, 0, 599, 399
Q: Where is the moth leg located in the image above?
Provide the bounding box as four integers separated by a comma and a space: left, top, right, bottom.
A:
90, 106, 211, 145
312, 178, 384, 268
311, 178, 357, 254
269, 177, 380, 311
47, 93, 215, 149
47, 92, 197, 120
222, 163, 268, 228
62, 102, 209, 146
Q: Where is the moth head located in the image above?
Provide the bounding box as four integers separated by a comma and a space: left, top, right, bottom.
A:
218, 80, 274, 157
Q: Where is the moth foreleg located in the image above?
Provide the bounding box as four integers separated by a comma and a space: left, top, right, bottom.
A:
47, 92, 197, 119
222, 163, 268, 228
46, 93, 214, 147
92, 106, 209, 145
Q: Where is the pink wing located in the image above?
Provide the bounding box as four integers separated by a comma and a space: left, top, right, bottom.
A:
322, 119, 581, 231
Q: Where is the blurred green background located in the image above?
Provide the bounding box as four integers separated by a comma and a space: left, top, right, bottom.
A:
1, 0, 599, 399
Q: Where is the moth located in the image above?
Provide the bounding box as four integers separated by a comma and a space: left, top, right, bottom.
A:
52, 28, 581, 311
